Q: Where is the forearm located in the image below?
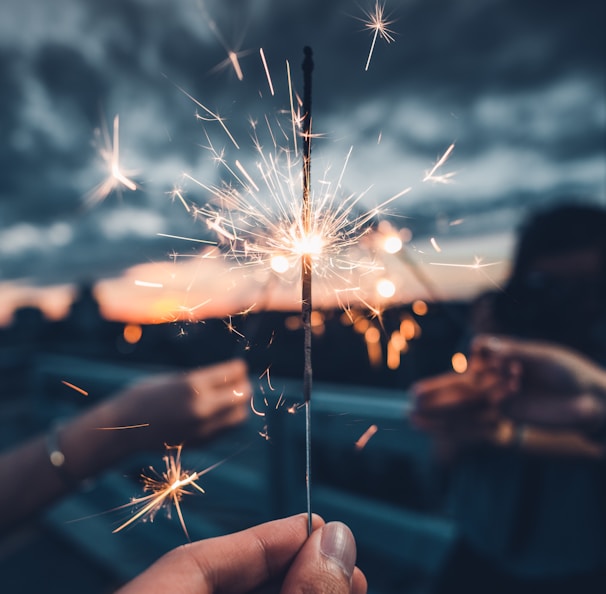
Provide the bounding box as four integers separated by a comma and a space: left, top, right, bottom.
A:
0, 400, 136, 533
481, 419, 604, 458
0, 433, 70, 532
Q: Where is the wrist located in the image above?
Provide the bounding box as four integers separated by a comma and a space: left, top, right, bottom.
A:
59, 405, 128, 480
46, 423, 81, 487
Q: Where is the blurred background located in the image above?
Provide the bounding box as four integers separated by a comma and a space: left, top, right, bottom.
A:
0, 0, 604, 592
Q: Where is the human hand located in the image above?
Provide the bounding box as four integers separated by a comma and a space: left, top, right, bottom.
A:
117, 514, 367, 594
411, 336, 606, 455
60, 359, 251, 478
471, 335, 606, 435
106, 358, 252, 451
410, 370, 507, 452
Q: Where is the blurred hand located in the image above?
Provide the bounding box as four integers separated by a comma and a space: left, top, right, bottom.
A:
411, 371, 506, 452
470, 335, 606, 435
107, 358, 252, 452
411, 335, 606, 457
60, 359, 251, 479
117, 514, 367, 594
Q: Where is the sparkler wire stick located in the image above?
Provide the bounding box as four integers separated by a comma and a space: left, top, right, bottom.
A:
301, 46, 314, 536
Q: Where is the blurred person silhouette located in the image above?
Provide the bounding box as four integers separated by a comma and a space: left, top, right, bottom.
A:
412, 202, 606, 593
0, 358, 250, 532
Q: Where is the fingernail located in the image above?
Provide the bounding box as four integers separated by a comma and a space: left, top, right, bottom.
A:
320, 522, 356, 579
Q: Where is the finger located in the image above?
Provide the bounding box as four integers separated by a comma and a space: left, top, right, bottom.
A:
412, 400, 498, 427
195, 401, 249, 440
412, 373, 486, 412
472, 334, 570, 371
189, 369, 252, 419
509, 393, 606, 432
204, 359, 251, 385
188, 359, 250, 393
412, 372, 467, 395
118, 514, 325, 594
413, 386, 488, 414
196, 513, 324, 593
280, 522, 367, 594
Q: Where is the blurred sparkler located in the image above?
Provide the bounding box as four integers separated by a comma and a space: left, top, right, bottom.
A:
87, 115, 138, 205
423, 143, 457, 184
206, 19, 252, 81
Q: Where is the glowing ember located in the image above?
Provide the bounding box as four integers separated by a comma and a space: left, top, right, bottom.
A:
355, 424, 379, 450
61, 380, 88, 397
94, 424, 150, 431
430, 237, 442, 253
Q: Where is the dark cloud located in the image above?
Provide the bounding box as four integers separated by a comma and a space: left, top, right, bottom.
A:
0, 0, 603, 289
34, 44, 108, 124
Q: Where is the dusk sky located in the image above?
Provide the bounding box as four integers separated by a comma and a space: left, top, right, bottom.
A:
0, 0, 604, 323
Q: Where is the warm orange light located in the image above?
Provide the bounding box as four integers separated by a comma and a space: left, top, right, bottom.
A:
364, 326, 382, 368
451, 352, 468, 374
400, 317, 417, 340
354, 317, 371, 334
61, 380, 89, 397
123, 323, 143, 344
355, 424, 379, 450
149, 297, 184, 321
311, 311, 324, 326
285, 315, 302, 330
311, 311, 325, 336
387, 340, 400, 370
412, 300, 428, 316
390, 330, 407, 352
365, 326, 380, 344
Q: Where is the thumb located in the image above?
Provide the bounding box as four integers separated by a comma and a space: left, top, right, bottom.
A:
280, 522, 366, 594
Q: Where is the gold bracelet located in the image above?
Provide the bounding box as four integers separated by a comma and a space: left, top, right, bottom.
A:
46, 424, 78, 487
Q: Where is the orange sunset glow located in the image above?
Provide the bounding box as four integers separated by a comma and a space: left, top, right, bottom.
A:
0, 232, 511, 327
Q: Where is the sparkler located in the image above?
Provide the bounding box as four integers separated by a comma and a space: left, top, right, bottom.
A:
301, 46, 314, 536
176, 103, 406, 316
163, 41, 462, 535
172, 46, 411, 533
359, 1, 396, 71
112, 444, 218, 540
87, 115, 138, 205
